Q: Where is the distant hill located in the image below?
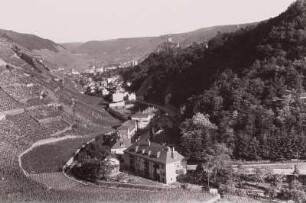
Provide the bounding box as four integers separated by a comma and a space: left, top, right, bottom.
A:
0, 29, 93, 72
61, 42, 84, 51
162, 23, 257, 47
62, 23, 255, 66
0, 23, 256, 72
0, 29, 61, 52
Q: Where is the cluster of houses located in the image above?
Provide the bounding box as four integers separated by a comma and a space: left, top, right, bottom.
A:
109, 89, 136, 108
108, 106, 187, 184
85, 65, 116, 75
85, 60, 138, 75
83, 75, 136, 108
104, 75, 136, 108
118, 60, 138, 68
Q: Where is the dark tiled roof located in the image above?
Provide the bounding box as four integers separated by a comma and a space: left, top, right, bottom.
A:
131, 112, 150, 119
124, 140, 185, 164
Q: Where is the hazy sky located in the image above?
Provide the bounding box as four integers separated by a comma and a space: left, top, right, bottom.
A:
0, 0, 295, 43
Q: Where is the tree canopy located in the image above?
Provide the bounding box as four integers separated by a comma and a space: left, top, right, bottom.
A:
122, 0, 306, 161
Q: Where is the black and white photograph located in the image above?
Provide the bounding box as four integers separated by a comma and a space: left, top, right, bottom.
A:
0, 0, 306, 202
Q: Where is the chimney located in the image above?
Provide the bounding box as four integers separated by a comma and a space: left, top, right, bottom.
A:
142, 149, 146, 154
147, 139, 151, 146
127, 129, 130, 139
135, 146, 139, 152
157, 151, 161, 158
148, 150, 152, 156
171, 147, 175, 159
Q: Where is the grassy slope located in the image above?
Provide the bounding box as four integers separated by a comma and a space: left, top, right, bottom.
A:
21, 137, 94, 173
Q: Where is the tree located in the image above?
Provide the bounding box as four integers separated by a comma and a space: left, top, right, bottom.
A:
71, 135, 114, 181
96, 156, 117, 180
5, 64, 14, 75
269, 174, 286, 191
193, 144, 232, 189
179, 113, 218, 162
278, 165, 306, 203
123, 0, 306, 162
254, 167, 271, 186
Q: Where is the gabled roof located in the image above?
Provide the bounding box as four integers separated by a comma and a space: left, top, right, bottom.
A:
124, 140, 185, 164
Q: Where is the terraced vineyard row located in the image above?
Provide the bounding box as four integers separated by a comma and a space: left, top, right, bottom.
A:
0, 88, 21, 112
26, 104, 64, 120
1, 84, 44, 102
22, 96, 53, 108
7, 113, 49, 141
43, 120, 70, 135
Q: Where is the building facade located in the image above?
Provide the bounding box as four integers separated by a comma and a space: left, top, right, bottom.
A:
112, 92, 125, 102
123, 140, 186, 184
131, 112, 155, 129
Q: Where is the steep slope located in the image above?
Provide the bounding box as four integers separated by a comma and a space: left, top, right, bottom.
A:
0, 38, 119, 201
125, 0, 306, 105
0, 29, 90, 72
64, 23, 253, 66
0, 38, 118, 130
0, 29, 60, 52
124, 0, 306, 161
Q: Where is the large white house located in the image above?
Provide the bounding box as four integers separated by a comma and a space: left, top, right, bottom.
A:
123, 140, 187, 184
112, 92, 125, 102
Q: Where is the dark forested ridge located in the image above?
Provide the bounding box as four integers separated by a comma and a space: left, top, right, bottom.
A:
123, 0, 306, 161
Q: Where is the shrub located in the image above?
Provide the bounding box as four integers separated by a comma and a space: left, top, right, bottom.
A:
279, 188, 306, 203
